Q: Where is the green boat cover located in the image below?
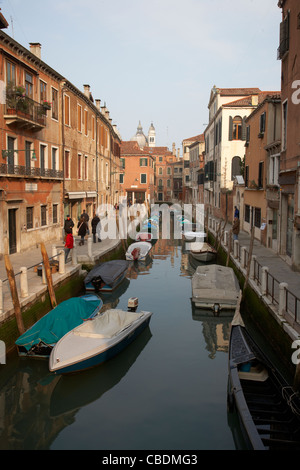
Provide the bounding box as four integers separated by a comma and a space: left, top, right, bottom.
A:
15, 297, 101, 351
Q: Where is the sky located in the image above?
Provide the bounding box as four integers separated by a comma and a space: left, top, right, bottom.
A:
2, 0, 282, 154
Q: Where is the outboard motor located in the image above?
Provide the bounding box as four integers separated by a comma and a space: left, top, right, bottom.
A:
131, 247, 141, 261
128, 297, 138, 312
91, 276, 103, 292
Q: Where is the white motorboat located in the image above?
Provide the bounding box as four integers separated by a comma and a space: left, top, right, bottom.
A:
126, 241, 152, 261
191, 264, 240, 313
189, 241, 217, 262
49, 304, 152, 374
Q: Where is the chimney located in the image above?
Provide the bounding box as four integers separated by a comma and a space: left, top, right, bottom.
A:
95, 99, 101, 111
83, 84, 90, 98
251, 94, 258, 106
29, 43, 41, 59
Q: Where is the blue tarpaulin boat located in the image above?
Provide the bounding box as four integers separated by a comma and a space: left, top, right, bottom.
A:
15, 294, 103, 358
84, 260, 129, 293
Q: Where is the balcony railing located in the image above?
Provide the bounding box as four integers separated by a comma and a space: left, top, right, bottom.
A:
0, 163, 63, 179
4, 92, 47, 130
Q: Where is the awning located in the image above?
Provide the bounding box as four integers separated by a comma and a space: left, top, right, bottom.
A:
66, 192, 86, 200
86, 191, 97, 198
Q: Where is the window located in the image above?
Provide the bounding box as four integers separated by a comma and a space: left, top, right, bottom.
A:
6, 60, 16, 84
84, 109, 88, 135
141, 174, 147, 184
269, 154, 280, 186
26, 207, 33, 229
158, 179, 163, 188
233, 116, 242, 140
246, 125, 250, 143
231, 156, 241, 180
52, 148, 57, 170
40, 80, 47, 103
120, 158, 125, 169
158, 167, 163, 175
120, 173, 124, 184
84, 155, 88, 180
41, 205, 47, 226
254, 207, 261, 228
278, 11, 289, 59
244, 204, 250, 223
25, 72, 33, 98
64, 150, 70, 179
78, 154, 82, 179
92, 115, 95, 140
64, 94, 70, 126
258, 161, 264, 188
40, 144, 46, 175
259, 112, 266, 135
53, 204, 58, 224
140, 158, 148, 166
52, 88, 58, 120
167, 167, 171, 175
25, 141, 32, 170
78, 104, 82, 132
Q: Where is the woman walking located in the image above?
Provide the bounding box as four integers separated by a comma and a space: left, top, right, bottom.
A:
77, 216, 88, 246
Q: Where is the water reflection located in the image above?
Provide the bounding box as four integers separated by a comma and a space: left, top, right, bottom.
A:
0, 235, 239, 450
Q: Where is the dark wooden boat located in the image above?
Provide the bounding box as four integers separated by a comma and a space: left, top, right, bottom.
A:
228, 318, 300, 450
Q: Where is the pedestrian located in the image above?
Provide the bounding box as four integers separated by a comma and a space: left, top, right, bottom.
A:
64, 214, 74, 238
77, 216, 88, 245
64, 232, 74, 263
91, 213, 101, 243
232, 216, 240, 241
234, 206, 240, 219
81, 209, 90, 235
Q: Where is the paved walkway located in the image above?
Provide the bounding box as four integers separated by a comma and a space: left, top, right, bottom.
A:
0, 235, 122, 321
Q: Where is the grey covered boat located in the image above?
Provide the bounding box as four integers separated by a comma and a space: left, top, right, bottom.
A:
191, 264, 240, 313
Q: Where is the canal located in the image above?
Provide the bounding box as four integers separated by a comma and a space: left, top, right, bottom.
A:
0, 235, 246, 450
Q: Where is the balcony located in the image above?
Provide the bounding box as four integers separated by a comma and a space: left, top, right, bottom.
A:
4, 89, 47, 131
0, 163, 63, 179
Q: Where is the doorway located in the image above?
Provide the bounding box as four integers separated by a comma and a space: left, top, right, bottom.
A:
8, 208, 17, 254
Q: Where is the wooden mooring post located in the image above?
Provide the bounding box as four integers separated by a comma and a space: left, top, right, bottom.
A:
4, 254, 25, 335
40, 242, 57, 309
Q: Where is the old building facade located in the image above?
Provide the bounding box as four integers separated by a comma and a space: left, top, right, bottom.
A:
277, 0, 300, 269
0, 23, 121, 256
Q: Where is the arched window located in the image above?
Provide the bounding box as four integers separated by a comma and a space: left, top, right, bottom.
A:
231, 156, 241, 180
233, 116, 242, 140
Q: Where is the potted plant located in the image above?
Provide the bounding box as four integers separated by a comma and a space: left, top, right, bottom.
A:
42, 100, 51, 110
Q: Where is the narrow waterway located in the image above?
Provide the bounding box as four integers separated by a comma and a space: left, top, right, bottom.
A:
0, 236, 246, 450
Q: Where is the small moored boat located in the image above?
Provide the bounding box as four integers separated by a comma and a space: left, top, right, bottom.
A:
228, 310, 300, 450
189, 241, 217, 263
126, 241, 152, 261
49, 299, 152, 374
15, 294, 103, 358
84, 260, 129, 293
135, 232, 154, 243
191, 264, 239, 313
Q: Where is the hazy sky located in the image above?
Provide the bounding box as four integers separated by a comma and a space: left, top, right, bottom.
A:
2, 0, 282, 153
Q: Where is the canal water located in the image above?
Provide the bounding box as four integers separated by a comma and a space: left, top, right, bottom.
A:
0, 236, 245, 450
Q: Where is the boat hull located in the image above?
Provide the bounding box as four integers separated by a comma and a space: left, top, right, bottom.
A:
228, 324, 300, 450
49, 313, 152, 374
85, 271, 126, 293
16, 294, 103, 359
192, 264, 239, 311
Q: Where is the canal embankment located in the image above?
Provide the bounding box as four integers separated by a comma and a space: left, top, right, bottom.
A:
0, 236, 123, 353
207, 216, 300, 378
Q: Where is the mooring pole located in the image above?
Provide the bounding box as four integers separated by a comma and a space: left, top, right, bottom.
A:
4, 254, 25, 335
40, 242, 57, 309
